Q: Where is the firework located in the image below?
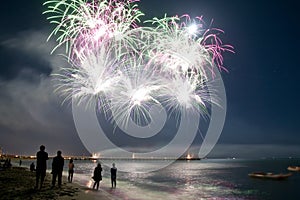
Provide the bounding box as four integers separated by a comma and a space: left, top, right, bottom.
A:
44, 0, 234, 127
146, 15, 234, 78
140, 15, 233, 115
108, 57, 166, 127
43, 0, 144, 60
53, 44, 122, 109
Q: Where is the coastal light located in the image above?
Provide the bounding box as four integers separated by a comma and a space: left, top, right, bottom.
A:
187, 154, 192, 160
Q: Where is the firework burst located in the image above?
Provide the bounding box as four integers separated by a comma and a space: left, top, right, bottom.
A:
44, 0, 234, 127
43, 0, 144, 60
107, 56, 168, 127
146, 15, 234, 78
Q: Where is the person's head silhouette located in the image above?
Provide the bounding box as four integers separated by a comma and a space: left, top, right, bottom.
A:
40, 145, 45, 151
57, 150, 62, 156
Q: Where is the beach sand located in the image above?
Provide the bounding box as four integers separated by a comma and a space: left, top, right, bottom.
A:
0, 166, 116, 200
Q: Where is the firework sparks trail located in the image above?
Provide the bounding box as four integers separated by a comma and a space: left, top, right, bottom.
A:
43, 0, 144, 61
44, 0, 234, 127
146, 15, 234, 78
108, 56, 169, 128
141, 15, 233, 116
53, 44, 123, 112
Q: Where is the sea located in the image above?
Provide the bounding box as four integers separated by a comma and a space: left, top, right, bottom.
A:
19, 158, 300, 200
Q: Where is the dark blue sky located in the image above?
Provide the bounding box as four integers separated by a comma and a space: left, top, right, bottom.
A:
0, 0, 299, 157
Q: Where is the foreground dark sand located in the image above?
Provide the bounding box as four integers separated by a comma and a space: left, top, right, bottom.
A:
0, 167, 116, 200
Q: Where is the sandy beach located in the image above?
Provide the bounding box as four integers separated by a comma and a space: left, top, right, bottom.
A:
0, 166, 116, 200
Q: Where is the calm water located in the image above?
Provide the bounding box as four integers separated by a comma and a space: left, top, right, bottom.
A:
20, 158, 300, 200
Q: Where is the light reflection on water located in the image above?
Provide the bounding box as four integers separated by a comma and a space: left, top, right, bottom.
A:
19, 159, 300, 200
86, 180, 93, 188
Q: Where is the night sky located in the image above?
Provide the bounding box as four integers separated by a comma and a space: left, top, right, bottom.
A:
0, 0, 299, 158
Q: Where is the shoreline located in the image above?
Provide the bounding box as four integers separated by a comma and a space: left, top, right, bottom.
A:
0, 166, 117, 200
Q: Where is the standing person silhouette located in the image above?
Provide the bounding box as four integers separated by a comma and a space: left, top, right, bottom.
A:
92, 163, 102, 190
51, 150, 64, 188
110, 163, 117, 188
35, 145, 49, 190
68, 159, 74, 183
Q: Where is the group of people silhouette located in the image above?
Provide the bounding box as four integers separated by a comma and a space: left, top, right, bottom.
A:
91, 162, 117, 190
34, 145, 117, 190
35, 145, 65, 189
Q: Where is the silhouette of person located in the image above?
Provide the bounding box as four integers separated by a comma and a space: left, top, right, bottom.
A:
19, 159, 22, 166
30, 162, 35, 172
110, 163, 117, 188
51, 150, 64, 188
35, 145, 49, 189
92, 163, 102, 190
68, 159, 74, 183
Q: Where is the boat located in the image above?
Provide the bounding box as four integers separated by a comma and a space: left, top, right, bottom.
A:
287, 166, 300, 172
248, 172, 292, 180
